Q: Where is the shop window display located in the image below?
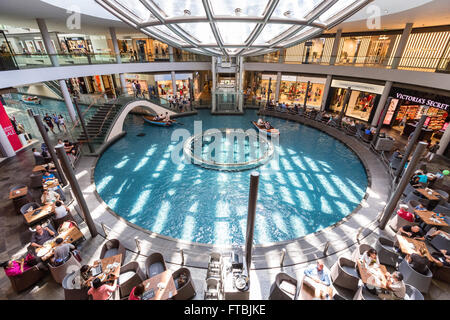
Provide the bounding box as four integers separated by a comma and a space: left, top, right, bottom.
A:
329, 88, 377, 122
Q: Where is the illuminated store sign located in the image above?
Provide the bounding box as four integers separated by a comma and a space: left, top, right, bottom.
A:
394, 93, 449, 111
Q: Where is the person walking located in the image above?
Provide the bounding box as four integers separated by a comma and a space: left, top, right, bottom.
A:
52, 113, 61, 132
58, 115, 67, 133
43, 113, 55, 134
426, 142, 440, 162
135, 81, 142, 98
131, 81, 137, 98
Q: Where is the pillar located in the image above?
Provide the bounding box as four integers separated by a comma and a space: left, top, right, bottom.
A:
371, 81, 393, 126
212, 56, 216, 111
320, 75, 332, 111
274, 72, 281, 102
245, 172, 259, 275
109, 27, 127, 94
238, 56, 244, 112
437, 124, 450, 156
37, 18, 76, 122
391, 23, 413, 69
329, 29, 342, 66
0, 125, 15, 157
36, 18, 59, 67
59, 79, 77, 122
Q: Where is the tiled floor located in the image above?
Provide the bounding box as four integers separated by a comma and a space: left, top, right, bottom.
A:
1, 116, 449, 300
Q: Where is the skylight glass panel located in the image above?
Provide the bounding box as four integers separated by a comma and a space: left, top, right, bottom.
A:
318, 0, 358, 23
177, 23, 217, 44
272, 0, 324, 19
216, 22, 257, 44
209, 0, 269, 16
152, 0, 206, 17
253, 24, 293, 45
114, 0, 153, 22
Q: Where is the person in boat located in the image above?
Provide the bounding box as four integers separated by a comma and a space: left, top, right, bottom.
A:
257, 118, 264, 126
264, 121, 272, 130
163, 112, 173, 123
154, 114, 161, 121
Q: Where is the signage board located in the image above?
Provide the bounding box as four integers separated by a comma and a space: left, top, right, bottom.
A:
331, 79, 385, 95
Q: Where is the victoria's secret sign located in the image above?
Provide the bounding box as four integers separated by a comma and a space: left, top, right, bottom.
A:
391, 87, 450, 111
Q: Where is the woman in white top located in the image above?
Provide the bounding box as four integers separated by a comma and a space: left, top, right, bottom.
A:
361, 248, 380, 267
54, 201, 70, 219
41, 189, 60, 204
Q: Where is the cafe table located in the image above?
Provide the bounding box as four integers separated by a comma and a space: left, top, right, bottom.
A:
297, 276, 334, 300
91, 254, 122, 286
414, 209, 449, 227
140, 270, 177, 300
395, 234, 434, 262
43, 179, 60, 190
23, 203, 54, 226
9, 186, 28, 200
415, 188, 441, 201
36, 223, 84, 261
356, 259, 389, 289
32, 163, 55, 173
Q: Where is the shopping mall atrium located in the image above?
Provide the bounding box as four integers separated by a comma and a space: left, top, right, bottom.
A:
0, 0, 449, 302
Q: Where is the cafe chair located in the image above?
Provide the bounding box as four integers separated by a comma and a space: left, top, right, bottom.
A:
435, 189, 449, 205
145, 252, 167, 279
389, 212, 417, 233
330, 257, 359, 292
49, 252, 82, 284
376, 237, 400, 267
405, 191, 430, 208
389, 156, 402, 171
209, 252, 222, 265
351, 243, 375, 263
118, 261, 146, 299
204, 277, 221, 300
402, 183, 417, 197
404, 284, 424, 300
30, 173, 44, 189
434, 204, 450, 216
52, 212, 75, 230
407, 200, 427, 213
20, 202, 41, 215
398, 258, 433, 294
99, 239, 126, 265
4, 263, 47, 293
62, 270, 89, 300
352, 285, 380, 300
268, 272, 298, 300
429, 234, 450, 252
430, 263, 450, 284
34, 154, 51, 165
172, 267, 196, 300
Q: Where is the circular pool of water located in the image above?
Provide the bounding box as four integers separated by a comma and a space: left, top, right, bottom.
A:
94, 109, 368, 245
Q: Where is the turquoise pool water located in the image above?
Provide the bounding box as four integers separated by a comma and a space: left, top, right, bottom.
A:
94, 110, 368, 245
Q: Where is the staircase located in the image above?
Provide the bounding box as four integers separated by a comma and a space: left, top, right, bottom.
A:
77, 103, 121, 146
43, 81, 63, 99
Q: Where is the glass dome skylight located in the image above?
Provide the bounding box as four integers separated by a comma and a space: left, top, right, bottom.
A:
95, 0, 373, 56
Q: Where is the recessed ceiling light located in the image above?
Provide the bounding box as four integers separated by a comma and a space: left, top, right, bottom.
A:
184, 9, 191, 16
284, 10, 293, 18
235, 8, 242, 16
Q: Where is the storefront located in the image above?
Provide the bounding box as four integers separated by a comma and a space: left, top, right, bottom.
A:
328, 79, 384, 122
278, 75, 326, 108
62, 37, 93, 53
383, 87, 450, 140
253, 74, 277, 103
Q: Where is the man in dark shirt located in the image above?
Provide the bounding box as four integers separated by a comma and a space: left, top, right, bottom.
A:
31, 225, 56, 249
43, 114, 55, 134
406, 250, 430, 275
399, 225, 425, 240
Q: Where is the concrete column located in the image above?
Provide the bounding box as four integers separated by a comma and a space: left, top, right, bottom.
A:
391, 23, 413, 69
59, 79, 76, 122
238, 56, 244, 112
371, 81, 393, 126
36, 18, 59, 67
320, 75, 332, 111
169, 46, 174, 62
0, 125, 15, 157
109, 27, 127, 94
171, 71, 177, 97
245, 172, 259, 275
274, 72, 281, 102
329, 29, 342, 66
437, 123, 450, 156
212, 56, 216, 111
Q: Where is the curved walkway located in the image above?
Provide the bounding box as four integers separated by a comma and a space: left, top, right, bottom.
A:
77, 109, 391, 269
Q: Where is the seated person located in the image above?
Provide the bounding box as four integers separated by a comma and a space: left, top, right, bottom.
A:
398, 225, 425, 240
264, 121, 272, 130
52, 238, 75, 266
378, 272, 405, 300
303, 260, 331, 287
174, 271, 188, 289
78, 265, 95, 288
54, 201, 70, 219
88, 277, 117, 300
1, 254, 37, 277
42, 170, 56, 183
414, 202, 426, 211
430, 249, 450, 267
41, 189, 60, 204
257, 118, 264, 126
397, 204, 415, 223
32, 147, 42, 158
163, 112, 172, 123
31, 224, 56, 249
405, 248, 430, 275
361, 248, 380, 267
129, 283, 145, 300
392, 149, 403, 160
